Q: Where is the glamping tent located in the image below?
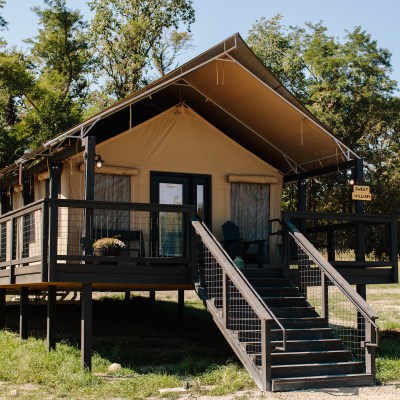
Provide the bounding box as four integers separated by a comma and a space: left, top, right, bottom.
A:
0, 33, 397, 391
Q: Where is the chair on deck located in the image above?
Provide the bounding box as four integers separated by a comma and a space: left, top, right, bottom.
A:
221, 221, 265, 268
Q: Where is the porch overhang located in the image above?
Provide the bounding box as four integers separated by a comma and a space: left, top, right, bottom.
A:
0, 33, 358, 182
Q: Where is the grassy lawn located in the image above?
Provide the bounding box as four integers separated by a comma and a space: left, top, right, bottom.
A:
0, 293, 255, 399
0, 285, 399, 399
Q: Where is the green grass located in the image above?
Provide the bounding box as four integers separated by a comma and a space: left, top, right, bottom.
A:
1, 285, 400, 398
0, 294, 255, 399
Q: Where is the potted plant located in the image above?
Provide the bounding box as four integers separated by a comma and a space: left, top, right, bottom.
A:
93, 237, 125, 257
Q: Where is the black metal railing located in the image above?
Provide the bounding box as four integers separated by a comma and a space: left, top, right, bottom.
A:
191, 219, 285, 391
282, 211, 398, 283
283, 220, 379, 376
0, 198, 197, 282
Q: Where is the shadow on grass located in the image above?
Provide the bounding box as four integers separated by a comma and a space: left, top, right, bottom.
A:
4, 295, 238, 376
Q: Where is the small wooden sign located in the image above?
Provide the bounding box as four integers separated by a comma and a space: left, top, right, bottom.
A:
352, 192, 372, 201
353, 185, 370, 193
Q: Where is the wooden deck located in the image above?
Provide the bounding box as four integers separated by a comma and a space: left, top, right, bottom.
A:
0, 198, 197, 290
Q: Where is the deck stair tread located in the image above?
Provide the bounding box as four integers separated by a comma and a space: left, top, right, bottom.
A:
198, 258, 373, 391
271, 373, 374, 391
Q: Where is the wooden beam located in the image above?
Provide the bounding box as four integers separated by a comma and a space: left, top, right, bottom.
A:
20, 287, 29, 340
283, 160, 356, 183
81, 283, 93, 370
47, 286, 57, 351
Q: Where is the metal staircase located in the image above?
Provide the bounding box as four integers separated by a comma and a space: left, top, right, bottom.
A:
191, 219, 378, 391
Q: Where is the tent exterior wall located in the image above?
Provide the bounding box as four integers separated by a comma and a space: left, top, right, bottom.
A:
66, 105, 283, 265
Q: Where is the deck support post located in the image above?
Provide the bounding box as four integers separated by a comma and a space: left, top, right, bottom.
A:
178, 290, 184, 320
48, 162, 62, 282
82, 135, 96, 256
0, 288, 6, 329
149, 290, 155, 305
47, 285, 57, 351
20, 287, 29, 340
81, 283, 93, 370
124, 291, 131, 303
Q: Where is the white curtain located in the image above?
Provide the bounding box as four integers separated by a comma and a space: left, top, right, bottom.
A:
231, 183, 270, 260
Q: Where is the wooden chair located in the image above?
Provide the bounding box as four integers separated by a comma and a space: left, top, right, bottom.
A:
221, 221, 265, 268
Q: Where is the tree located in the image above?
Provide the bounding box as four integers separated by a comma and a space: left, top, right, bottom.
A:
0, 0, 6, 31
88, 0, 195, 101
152, 29, 193, 77
0, 0, 91, 156
247, 16, 400, 214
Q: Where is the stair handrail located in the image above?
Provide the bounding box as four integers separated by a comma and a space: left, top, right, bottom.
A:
284, 220, 379, 335
192, 219, 287, 350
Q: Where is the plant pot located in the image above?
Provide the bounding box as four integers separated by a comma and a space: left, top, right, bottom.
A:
93, 247, 121, 265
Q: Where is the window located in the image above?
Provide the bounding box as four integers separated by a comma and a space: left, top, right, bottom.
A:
93, 174, 131, 235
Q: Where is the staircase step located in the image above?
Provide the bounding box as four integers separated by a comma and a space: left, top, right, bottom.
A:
246, 277, 291, 287
269, 307, 318, 318
263, 297, 309, 307
271, 338, 345, 352
255, 287, 300, 297
271, 350, 354, 365
271, 361, 364, 379
271, 327, 334, 340
250, 349, 354, 365
241, 268, 283, 278
274, 317, 327, 329
272, 373, 374, 392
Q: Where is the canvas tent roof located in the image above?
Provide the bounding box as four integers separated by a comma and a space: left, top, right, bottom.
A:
0, 33, 358, 180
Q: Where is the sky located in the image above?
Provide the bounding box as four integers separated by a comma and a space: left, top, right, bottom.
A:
2, 0, 400, 86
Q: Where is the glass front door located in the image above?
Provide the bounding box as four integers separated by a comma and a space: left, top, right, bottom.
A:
151, 172, 211, 256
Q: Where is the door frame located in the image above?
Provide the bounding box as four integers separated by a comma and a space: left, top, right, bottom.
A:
150, 171, 212, 228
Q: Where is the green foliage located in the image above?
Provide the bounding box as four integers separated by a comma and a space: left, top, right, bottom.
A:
0, 0, 6, 31
248, 16, 400, 214
0, 0, 91, 168
88, 0, 195, 101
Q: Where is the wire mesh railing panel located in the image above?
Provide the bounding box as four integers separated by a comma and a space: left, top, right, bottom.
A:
192, 223, 271, 384
294, 236, 372, 368
0, 222, 7, 263
56, 203, 189, 261
14, 209, 43, 262
285, 213, 395, 265
327, 284, 365, 363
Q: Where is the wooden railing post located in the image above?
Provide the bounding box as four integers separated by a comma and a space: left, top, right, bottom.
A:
48, 199, 58, 282
365, 319, 377, 381
187, 209, 197, 281
261, 319, 272, 391
9, 217, 15, 284
281, 226, 290, 278
223, 272, 229, 328
390, 218, 398, 283
321, 271, 329, 323
41, 200, 49, 282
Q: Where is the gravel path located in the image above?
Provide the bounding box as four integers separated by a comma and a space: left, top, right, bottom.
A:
165, 384, 400, 400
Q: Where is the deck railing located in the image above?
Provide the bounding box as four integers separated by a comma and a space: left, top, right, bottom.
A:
0, 198, 197, 282
282, 211, 398, 283
191, 219, 285, 391
283, 220, 379, 376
